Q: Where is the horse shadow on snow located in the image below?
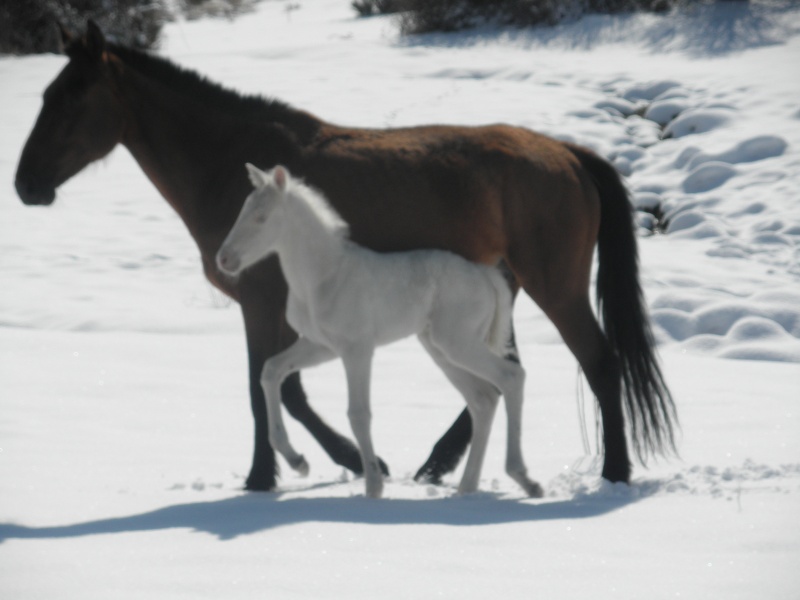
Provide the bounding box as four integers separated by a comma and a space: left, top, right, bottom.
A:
0, 489, 641, 542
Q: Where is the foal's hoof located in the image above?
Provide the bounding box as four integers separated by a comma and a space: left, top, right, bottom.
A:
365, 479, 384, 499
522, 480, 544, 498
336, 443, 390, 477
289, 455, 310, 477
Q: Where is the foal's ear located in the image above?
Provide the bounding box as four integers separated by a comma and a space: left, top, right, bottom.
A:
272, 165, 289, 191
245, 163, 268, 188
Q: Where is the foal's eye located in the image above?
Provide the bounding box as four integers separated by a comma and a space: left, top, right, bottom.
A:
255, 214, 267, 224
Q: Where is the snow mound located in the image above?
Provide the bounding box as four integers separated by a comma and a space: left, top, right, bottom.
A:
685, 135, 788, 169
592, 72, 800, 363
663, 107, 733, 138
651, 288, 800, 362
549, 460, 800, 503
644, 98, 688, 126
682, 161, 738, 193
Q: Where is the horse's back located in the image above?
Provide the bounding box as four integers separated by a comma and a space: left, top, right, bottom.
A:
300, 122, 596, 267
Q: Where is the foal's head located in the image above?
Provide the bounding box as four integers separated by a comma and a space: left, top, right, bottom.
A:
15, 21, 125, 205
216, 164, 290, 276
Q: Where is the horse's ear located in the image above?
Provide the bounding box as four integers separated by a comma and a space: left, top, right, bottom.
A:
85, 20, 106, 62
273, 165, 289, 191
57, 22, 73, 53
245, 163, 268, 188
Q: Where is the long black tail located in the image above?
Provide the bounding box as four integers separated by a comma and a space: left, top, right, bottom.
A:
569, 144, 678, 461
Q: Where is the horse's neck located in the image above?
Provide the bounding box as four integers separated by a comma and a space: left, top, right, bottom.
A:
276, 195, 346, 298
118, 72, 208, 237
114, 65, 304, 258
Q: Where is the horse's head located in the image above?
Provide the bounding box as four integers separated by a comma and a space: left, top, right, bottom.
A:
15, 21, 126, 206
216, 164, 290, 276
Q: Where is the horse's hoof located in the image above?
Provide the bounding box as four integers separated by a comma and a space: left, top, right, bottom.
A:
456, 481, 479, 496
290, 455, 310, 477
523, 480, 544, 498
244, 476, 278, 492
413, 462, 445, 485
601, 462, 631, 484
365, 481, 384, 499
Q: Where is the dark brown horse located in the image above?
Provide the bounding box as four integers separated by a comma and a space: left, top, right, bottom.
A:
15, 22, 677, 491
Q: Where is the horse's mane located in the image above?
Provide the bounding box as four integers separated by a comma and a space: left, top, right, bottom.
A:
288, 178, 350, 240
71, 40, 322, 138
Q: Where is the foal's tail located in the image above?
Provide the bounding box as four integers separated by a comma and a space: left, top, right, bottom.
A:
568, 144, 678, 461
485, 267, 514, 357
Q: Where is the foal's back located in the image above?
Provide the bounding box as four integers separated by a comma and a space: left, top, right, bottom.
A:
315, 242, 507, 351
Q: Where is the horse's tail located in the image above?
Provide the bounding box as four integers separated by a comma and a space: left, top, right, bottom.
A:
485, 266, 514, 357
568, 143, 678, 461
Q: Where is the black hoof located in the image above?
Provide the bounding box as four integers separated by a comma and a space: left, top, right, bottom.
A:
413, 461, 446, 485
601, 462, 631, 484
244, 472, 277, 492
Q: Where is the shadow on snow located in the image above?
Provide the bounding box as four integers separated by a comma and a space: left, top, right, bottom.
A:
0, 490, 639, 542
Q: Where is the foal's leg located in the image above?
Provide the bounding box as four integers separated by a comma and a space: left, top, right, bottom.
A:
418, 333, 499, 494
430, 327, 542, 497
241, 287, 387, 491
413, 328, 522, 484
340, 348, 383, 499
415, 263, 521, 483
261, 338, 337, 477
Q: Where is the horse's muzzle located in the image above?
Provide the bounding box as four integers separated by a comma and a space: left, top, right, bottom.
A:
15, 177, 56, 206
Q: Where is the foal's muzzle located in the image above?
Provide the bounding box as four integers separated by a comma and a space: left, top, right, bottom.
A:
216, 248, 241, 276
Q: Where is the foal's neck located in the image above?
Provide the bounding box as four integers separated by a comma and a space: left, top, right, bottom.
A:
276, 192, 346, 296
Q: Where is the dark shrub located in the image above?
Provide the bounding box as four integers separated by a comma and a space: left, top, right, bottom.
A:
362, 0, 739, 35
0, 0, 169, 55
353, 0, 405, 17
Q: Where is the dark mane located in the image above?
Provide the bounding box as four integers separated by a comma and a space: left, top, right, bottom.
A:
71, 40, 323, 139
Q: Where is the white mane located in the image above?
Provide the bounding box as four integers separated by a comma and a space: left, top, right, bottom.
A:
287, 177, 350, 239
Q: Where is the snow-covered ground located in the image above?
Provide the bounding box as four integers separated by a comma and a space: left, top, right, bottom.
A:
1, 1, 798, 598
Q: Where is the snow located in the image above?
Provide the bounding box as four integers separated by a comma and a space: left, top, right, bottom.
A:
1, 1, 799, 598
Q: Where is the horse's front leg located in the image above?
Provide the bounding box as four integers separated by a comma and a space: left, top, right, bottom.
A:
341, 348, 383, 499
240, 287, 286, 491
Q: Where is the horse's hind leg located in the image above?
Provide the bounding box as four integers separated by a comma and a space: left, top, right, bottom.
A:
261, 338, 337, 477
340, 348, 383, 498
539, 296, 630, 483
413, 408, 472, 484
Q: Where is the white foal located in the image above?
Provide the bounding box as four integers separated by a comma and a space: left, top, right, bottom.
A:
217, 164, 542, 499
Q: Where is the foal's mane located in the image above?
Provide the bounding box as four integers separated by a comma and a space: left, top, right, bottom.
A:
287, 177, 350, 240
